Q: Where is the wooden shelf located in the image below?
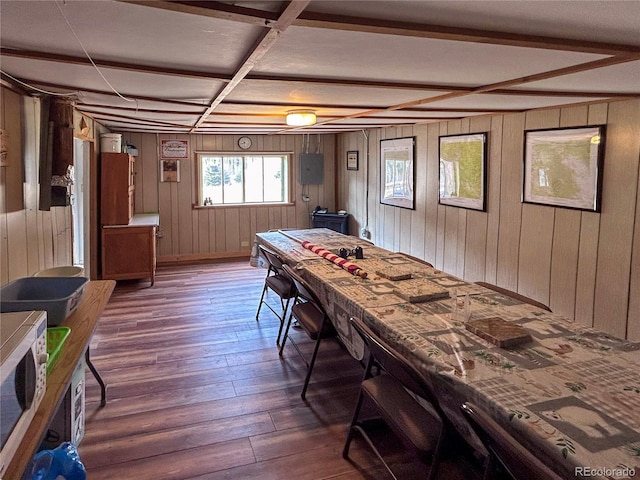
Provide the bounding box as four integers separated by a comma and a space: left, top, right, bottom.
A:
3, 280, 115, 480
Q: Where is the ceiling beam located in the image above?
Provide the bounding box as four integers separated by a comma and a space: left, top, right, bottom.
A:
123, 0, 640, 56
191, 0, 311, 131
119, 0, 279, 27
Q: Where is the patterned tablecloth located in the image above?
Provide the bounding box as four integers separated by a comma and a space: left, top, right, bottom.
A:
254, 229, 640, 480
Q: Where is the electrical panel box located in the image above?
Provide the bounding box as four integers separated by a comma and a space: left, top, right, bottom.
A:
299, 153, 324, 185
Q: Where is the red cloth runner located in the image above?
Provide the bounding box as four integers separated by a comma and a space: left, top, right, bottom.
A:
301, 241, 367, 278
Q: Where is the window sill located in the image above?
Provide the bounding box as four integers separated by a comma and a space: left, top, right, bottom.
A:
193, 202, 295, 210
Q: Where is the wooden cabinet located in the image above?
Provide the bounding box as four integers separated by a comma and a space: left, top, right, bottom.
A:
100, 150, 158, 285
102, 223, 157, 285
101, 152, 135, 225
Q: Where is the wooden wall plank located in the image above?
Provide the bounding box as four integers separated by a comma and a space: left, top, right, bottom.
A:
424, 124, 439, 265
495, 113, 525, 291
225, 208, 240, 251
410, 124, 428, 259
484, 116, 504, 284
550, 209, 581, 317
23, 97, 41, 274
435, 123, 448, 270
574, 104, 609, 326
518, 204, 554, 305
628, 149, 640, 341
593, 100, 640, 338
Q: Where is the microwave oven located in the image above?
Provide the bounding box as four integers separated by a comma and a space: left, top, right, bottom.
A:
0, 310, 48, 477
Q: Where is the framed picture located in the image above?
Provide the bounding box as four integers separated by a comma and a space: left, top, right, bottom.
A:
161, 159, 180, 182
380, 137, 415, 209
347, 150, 359, 171
523, 125, 605, 212
438, 132, 487, 211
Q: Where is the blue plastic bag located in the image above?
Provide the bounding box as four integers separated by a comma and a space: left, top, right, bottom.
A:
24, 442, 86, 480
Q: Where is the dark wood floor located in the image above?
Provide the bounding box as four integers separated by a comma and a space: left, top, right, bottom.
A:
79, 260, 482, 479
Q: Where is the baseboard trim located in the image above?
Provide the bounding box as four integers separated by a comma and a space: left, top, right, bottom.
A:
157, 252, 251, 265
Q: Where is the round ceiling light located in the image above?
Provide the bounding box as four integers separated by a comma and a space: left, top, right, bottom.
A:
286, 110, 317, 126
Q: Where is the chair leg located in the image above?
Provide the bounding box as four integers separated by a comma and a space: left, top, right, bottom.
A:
279, 310, 295, 356
255, 282, 269, 321
301, 332, 324, 400
343, 389, 366, 458
276, 297, 291, 346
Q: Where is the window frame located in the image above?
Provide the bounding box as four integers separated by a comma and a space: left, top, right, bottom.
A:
194, 151, 293, 208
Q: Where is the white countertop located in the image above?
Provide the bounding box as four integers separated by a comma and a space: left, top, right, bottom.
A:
103, 213, 159, 228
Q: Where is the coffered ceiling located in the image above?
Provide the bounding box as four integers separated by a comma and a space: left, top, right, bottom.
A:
1, 0, 639, 134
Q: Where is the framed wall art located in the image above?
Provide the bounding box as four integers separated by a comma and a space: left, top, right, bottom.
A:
347, 150, 359, 171
523, 125, 605, 212
161, 159, 180, 182
380, 137, 415, 209
438, 132, 487, 211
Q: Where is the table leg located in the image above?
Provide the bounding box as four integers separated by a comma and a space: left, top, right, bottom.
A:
85, 347, 107, 407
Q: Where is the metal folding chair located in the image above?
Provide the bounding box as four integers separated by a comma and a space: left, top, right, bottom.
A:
256, 244, 296, 345
343, 316, 446, 480
461, 402, 563, 480
280, 264, 336, 399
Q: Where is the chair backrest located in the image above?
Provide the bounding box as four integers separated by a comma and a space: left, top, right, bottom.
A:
461, 402, 563, 480
349, 316, 441, 410
259, 244, 287, 274
281, 264, 324, 312
396, 252, 434, 268
475, 282, 551, 312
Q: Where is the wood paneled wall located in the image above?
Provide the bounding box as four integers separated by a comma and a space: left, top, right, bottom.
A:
0, 87, 73, 284
336, 99, 640, 341
120, 133, 336, 262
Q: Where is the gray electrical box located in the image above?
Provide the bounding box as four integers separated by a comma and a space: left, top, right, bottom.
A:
299, 153, 324, 185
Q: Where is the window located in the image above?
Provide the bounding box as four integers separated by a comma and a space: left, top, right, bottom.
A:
196, 153, 290, 206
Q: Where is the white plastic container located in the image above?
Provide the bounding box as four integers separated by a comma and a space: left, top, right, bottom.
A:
100, 133, 122, 153
34, 266, 85, 277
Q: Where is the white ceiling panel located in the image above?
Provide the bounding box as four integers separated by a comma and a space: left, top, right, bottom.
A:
225, 82, 443, 108
255, 26, 604, 86
304, 1, 640, 45
510, 61, 640, 93
0, 0, 261, 72
1, 0, 637, 133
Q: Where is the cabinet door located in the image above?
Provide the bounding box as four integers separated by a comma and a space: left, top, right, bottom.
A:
101, 153, 135, 225
102, 226, 155, 284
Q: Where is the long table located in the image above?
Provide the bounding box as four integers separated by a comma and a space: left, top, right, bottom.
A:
255, 229, 640, 480
4, 280, 116, 480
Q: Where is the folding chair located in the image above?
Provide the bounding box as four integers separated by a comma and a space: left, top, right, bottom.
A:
461, 402, 563, 480
255, 244, 296, 345
343, 316, 446, 480
474, 282, 551, 312
280, 264, 336, 399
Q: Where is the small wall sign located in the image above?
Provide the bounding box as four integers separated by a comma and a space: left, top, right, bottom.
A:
161, 139, 189, 159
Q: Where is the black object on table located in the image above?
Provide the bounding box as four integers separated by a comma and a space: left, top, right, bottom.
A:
311, 212, 349, 234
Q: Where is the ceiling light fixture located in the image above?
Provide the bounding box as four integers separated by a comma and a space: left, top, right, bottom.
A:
286, 110, 316, 126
